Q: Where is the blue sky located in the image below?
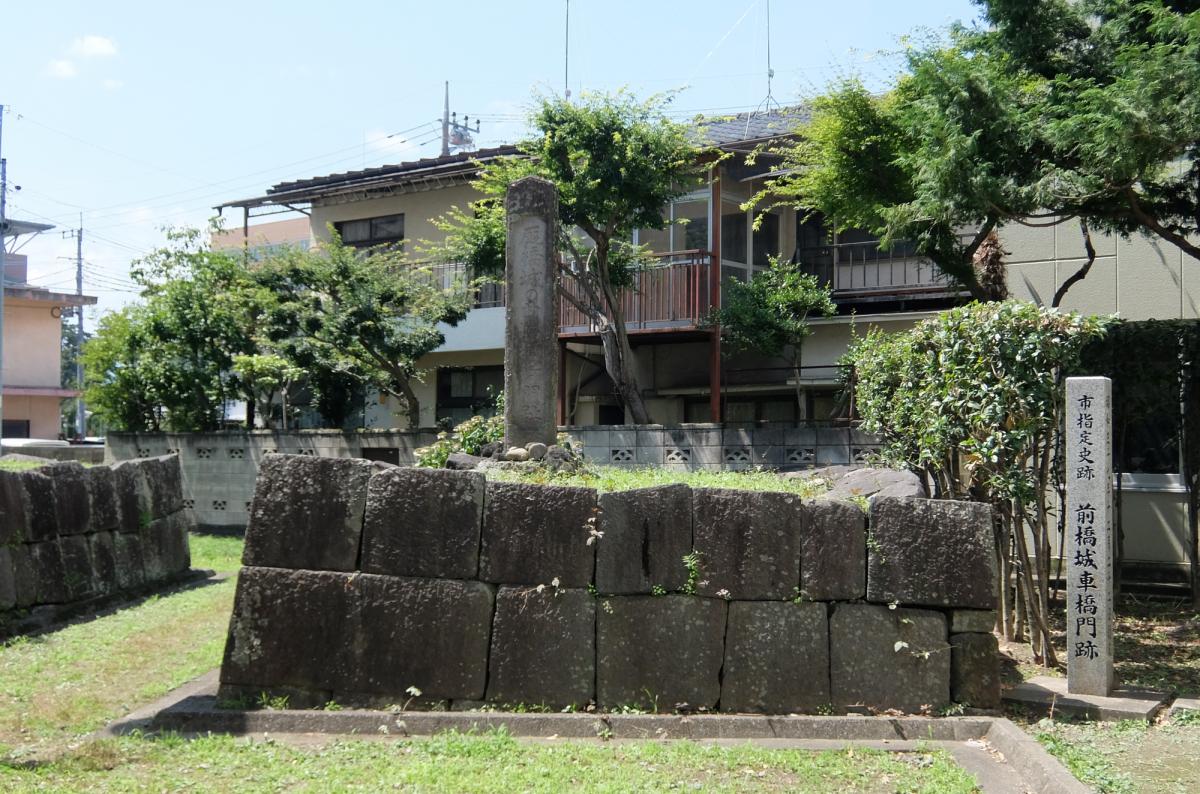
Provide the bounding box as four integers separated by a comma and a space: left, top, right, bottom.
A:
0, 0, 981, 323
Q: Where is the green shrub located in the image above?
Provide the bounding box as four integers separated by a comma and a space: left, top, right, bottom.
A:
415, 393, 505, 468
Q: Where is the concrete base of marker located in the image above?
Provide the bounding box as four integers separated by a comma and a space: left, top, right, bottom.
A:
1003, 675, 1169, 722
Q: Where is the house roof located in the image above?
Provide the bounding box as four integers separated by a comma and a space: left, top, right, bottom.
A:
218, 106, 811, 212
1, 218, 54, 238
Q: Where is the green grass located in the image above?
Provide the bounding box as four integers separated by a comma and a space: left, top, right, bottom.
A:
0, 574, 237, 761
0, 459, 47, 472
485, 464, 829, 498
188, 533, 245, 574
0, 730, 980, 793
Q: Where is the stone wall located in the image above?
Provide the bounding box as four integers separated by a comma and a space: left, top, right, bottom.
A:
219, 455, 999, 713
1, 455, 192, 632
106, 425, 873, 532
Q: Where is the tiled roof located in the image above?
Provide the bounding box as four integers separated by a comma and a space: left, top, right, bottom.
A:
694, 105, 811, 147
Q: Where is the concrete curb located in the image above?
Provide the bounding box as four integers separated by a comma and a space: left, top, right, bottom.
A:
97, 670, 1088, 793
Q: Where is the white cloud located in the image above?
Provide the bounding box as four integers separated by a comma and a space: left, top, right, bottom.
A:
46, 59, 78, 79
70, 35, 118, 58
102, 78, 124, 91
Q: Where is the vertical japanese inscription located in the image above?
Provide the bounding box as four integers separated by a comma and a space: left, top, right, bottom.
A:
1065, 377, 1113, 696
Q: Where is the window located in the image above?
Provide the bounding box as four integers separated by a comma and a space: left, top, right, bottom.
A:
752, 210, 780, 268
335, 213, 405, 248
1, 420, 30, 439
435, 366, 504, 425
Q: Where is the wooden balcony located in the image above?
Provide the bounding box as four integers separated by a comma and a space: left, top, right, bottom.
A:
558, 250, 715, 338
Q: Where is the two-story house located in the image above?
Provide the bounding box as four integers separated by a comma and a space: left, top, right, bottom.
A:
2, 219, 97, 440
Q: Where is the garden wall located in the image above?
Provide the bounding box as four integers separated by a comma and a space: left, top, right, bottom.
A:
0, 455, 193, 632
106, 425, 875, 533
219, 455, 999, 714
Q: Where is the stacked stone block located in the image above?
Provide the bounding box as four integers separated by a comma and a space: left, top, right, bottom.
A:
220, 457, 1001, 713
0, 455, 193, 627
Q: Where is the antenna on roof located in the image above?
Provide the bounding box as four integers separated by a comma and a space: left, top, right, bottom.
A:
441, 82, 481, 156
747, 0, 780, 136
564, 0, 571, 101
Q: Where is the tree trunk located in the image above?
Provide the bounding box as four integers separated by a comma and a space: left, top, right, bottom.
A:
395, 378, 421, 429
597, 319, 651, 424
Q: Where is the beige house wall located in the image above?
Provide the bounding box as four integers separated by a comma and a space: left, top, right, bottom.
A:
211, 216, 312, 251
1002, 221, 1200, 319
309, 184, 480, 254
3, 300, 63, 387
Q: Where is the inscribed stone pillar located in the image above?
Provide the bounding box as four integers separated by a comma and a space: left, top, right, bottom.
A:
1065, 376, 1114, 696
503, 176, 560, 449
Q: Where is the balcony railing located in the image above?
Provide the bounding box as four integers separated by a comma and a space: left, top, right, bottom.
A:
795, 240, 952, 297
425, 262, 506, 309
559, 250, 714, 336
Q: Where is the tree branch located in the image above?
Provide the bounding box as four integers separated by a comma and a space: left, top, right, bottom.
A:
1052, 219, 1097, 308
1126, 188, 1200, 261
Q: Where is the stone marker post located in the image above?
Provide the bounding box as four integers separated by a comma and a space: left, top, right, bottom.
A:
503, 176, 559, 449
1065, 376, 1114, 696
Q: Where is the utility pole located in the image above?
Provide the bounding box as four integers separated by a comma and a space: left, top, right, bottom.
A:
441, 81, 451, 157
63, 216, 85, 439
0, 103, 8, 448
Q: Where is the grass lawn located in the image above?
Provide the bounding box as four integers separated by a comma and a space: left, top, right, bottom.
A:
0, 534, 243, 762
484, 464, 829, 498
0, 459, 51, 472
1003, 594, 1200, 792
2, 730, 978, 793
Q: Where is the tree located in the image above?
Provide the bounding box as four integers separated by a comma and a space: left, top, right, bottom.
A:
431, 91, 708, 424
761, 0, 1200, 303
83, 229, 263, 431
253, 231, 470, 428
231, 353, 303, 430
60, 317, 91, 436
709, 259, 836, 418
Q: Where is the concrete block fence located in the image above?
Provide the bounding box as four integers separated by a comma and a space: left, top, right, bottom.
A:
219, 455, 999, 714
107, 425, 880, 533
1, 455, 192, 631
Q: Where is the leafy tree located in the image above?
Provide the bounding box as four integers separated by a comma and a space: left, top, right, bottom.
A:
762, 0, 1200, 302
847, 301, 1115, 662
83, 229, 263, 431
253, 231, 470, 428
709, 259, 836, 417
60, 317, 91, 436
431, 91, 708, 424
231, 353, 303, 430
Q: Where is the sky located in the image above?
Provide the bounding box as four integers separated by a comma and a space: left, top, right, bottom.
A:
0, 0, 982, 328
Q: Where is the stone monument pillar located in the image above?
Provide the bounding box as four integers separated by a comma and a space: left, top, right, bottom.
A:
1065, 376, 1114, 696
503, 176, 560, 449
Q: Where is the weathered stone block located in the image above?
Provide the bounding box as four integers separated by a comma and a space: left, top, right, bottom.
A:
950, 610, 997, 634
88, 531, 119, 596
801, 499, 866, 600
221, 567, 360, 693
352, 574, 494, 701
111, 459, 149, 532
867, 497, 996, 609
141, 455, 184, 519
143, 510, 191, 581
0, 547, 15, 610
242, 455, 373, 572
691, 489, 802, 600
487, 587, 594, 707
722, 601, 830, 713
59, 534, 97, 601
113, 531, 147, 591
85, 466, 121, 533
596, 485, 692, 594
597, 595, 726, 711
362, 467, 483, 579
46, 463, 91, 536
830, 603, 949, 712
28, 541, 68, 603
19, 469, 58, 542
0, 471, 30, 545
950, 633, 1001, 708
479, 482, 596, 587
10, 545, 36, 607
